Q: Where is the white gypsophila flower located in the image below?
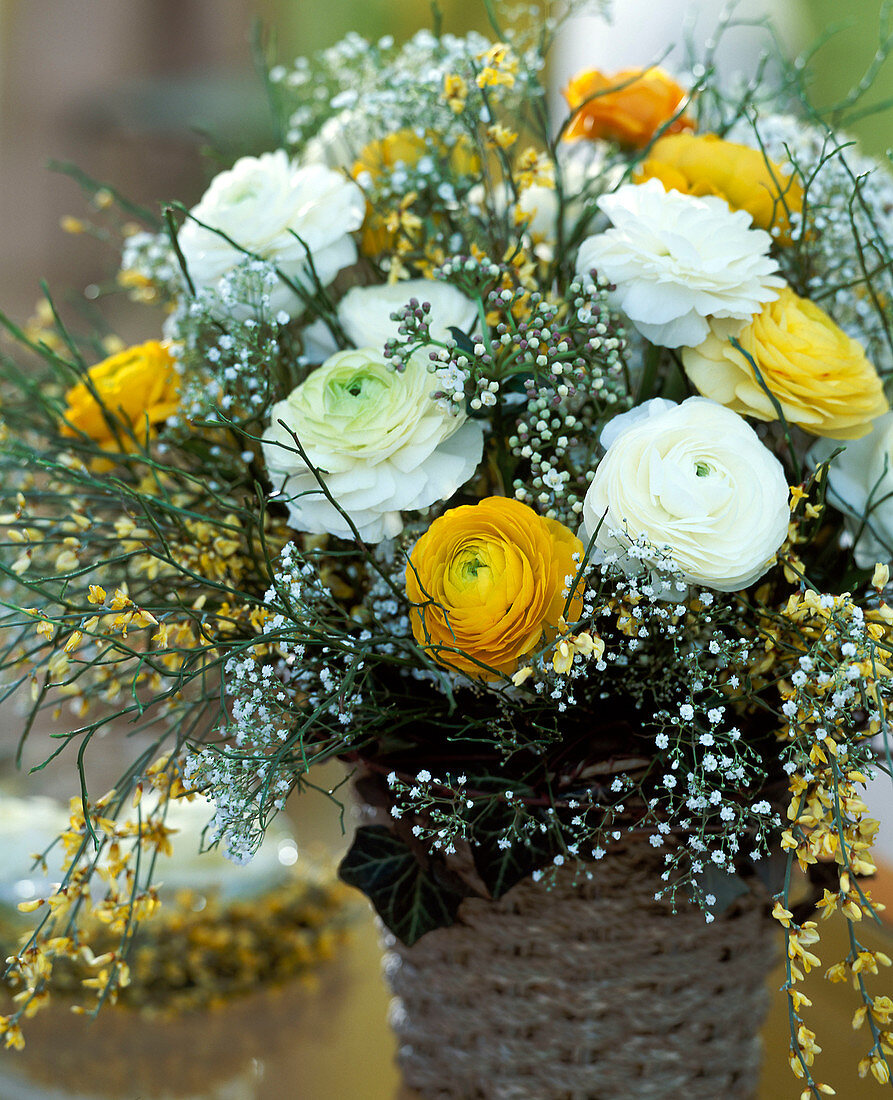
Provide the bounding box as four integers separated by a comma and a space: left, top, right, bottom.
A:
262, 348, 484, 542
810, 411, 893, 568
177, 151, 365, 318
301, 278, 478, 361
582, 397, 790, 591
575, 179, 784, 348
728, 114, 893, 370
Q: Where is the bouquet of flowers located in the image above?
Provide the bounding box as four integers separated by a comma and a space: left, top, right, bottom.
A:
3, 2, 893, 1094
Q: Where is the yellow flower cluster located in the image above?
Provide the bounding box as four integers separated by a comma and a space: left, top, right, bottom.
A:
2, 785, 166, 1048
475, 43, 518, 90
764, 588, 893, 1090
443, 73, 469, 114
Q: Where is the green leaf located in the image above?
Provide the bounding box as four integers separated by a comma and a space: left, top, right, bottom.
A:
338, 826, 463, 945
471, 806, 553, 900
696, 865, 750, 914
447, 326, 476, 355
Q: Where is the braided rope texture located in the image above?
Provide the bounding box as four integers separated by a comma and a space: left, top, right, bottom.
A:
381, 839, 777, 1100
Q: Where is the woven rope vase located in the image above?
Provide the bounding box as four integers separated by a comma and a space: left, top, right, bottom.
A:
381, 837, 777, 1100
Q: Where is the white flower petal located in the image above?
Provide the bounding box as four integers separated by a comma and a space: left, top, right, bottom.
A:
262, 349, 482, 543
577, 180, 783, 349
336, 279, 477, 351
178, 152, 365, 320
583, 397, 790, 591
810, 414, 893, 567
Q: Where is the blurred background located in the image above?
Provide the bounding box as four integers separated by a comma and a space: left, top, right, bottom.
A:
1, 1, 892, 1097
2, 0, 892, 323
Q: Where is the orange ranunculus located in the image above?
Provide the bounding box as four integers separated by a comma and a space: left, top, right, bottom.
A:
634, 132, 803, 238
62, 340, 180, 447
405, 496, 584, 681
562, 66, 693, 149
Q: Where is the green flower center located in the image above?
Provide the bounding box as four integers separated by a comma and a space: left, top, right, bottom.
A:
450, 543, 496, 600
325, 368, 389, 417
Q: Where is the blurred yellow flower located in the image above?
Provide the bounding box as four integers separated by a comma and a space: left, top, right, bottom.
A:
405, 496, 584, 680
563, 67, 693, 149
634, 132, 803, 237
682, 287, 889, 439
62, 340, 180, 447
443, 73, 468, 114
353, 130, 479, 257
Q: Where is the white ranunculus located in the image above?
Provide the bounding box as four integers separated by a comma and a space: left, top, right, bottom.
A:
514, 184, 559, 243
582, 397, 790, 591
338, 279, 478, 349
576, 179, 784, 349
178, 151, 365, 318
262, 348, 484, 542
810, 412, 893, 568
300, 278, 479, 362
514, 143, 616, 248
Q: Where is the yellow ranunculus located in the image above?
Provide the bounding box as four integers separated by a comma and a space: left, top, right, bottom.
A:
62, 340, 180, 447
352, 130, 480, 257
563, 67, 693, 149
405, 496, 584, 681
682, 287, 889, 440
353, 129, 480, 183
634, 132, 802, 238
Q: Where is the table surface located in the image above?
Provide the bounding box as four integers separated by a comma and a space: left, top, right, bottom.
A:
1, 761, 892, 1099
1, 877, 892, 1099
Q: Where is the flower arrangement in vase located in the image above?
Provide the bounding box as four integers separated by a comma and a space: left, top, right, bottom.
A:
1, 3, 893, 1095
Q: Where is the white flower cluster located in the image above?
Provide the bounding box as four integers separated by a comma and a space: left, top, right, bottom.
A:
183, 645, 298, 864
775, 595, 891, 755
590, 582, 782, 907
384, 767, 623, 876
730, 113, 893, 370
120, 230, 180, 293
186, 543, 368, 865
273, 29, 541, 160
164, 287, 291, 422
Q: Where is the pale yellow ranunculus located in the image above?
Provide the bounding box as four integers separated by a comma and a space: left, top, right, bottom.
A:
682, 287, 889, 439
634, 132, 802, 238
405, 496, 584, 680
62, 340, 180, 447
